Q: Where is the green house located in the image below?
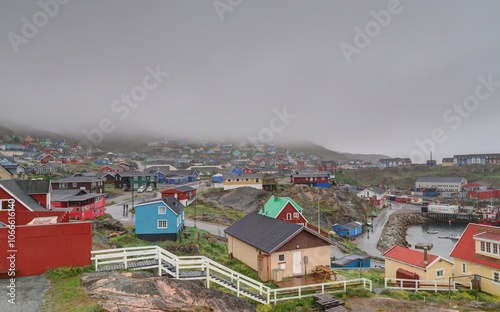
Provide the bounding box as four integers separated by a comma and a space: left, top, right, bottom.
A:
115, 171, 156, 190
258, 195, 307, 225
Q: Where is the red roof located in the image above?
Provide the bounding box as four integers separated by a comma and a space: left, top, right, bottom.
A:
384, 245, 439, 269
450, 223, 500, 269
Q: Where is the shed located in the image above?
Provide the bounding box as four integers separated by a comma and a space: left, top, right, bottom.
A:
211, 173, 223, 183
331, 253, 370, 268
332, 221, 363, 238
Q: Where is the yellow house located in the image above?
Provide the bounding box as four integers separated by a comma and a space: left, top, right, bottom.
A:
384, 245, 454, 282
0, 165, 15, 180
450, 224, 500, 296
224, 212, 333, 282
223, 174, 263, 190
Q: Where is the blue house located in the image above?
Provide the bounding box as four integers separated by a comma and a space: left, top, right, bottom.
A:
331, 253, 370, 268
134, 197, 185, 241
166, 175, 189, 184
231, 167, 243, 175
332, 221, 363, 238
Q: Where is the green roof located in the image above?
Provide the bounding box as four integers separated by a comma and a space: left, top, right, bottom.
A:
258, 195, 303, 218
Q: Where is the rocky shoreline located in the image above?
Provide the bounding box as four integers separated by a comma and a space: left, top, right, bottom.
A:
377, 213, 428, 253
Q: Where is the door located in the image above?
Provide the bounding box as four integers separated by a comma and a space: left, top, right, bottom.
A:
257, 254, 270, 282
292, 251, 302, 275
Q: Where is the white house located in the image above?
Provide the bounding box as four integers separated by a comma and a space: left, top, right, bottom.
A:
415, 176, 467, 192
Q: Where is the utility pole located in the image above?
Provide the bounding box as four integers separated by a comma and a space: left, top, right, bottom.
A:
317, 198, 320, 234
194, 198, 197, 228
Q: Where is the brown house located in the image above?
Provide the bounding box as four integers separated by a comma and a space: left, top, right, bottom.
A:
51, 176, 105, 194
224, 212, 333, 282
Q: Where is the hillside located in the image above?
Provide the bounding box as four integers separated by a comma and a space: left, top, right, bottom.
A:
283, 141, 349, 162
336, 164, 500, 189
342, 152, 391, 163
201, 184, 376, 229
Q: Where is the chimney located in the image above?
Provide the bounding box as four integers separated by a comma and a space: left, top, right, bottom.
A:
423, 248, 428, 265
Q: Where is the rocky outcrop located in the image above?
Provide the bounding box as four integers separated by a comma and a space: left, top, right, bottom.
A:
92, 217, 125, 232
377, 213, 428, 253
202, 187, 268, 214
81, 272, 256, 312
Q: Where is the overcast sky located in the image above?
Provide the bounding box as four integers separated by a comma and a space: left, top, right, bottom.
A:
1, 0, 500, 162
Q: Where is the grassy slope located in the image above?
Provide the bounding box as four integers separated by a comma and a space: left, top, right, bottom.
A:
336, 164, 500, 189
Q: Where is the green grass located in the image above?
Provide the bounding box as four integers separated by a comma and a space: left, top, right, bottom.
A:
184, 200, 245, 224
42, 267, 105, 312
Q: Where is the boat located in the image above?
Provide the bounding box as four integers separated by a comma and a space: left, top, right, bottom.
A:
449, 233, 461, 240
427, 230, 438, 234
438, 236, 449, 239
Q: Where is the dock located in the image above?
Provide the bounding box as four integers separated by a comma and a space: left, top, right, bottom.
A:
422, 212, 481, 223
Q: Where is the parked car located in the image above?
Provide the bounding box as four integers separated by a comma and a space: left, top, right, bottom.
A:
137, 185, 146, 193
146, 185, 153, 192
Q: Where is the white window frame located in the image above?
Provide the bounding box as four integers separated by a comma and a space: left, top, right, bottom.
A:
293, 212, 299, 219
286, 213, 291, 220
435, 268, 445, 279
158, 206, 166, 214
157, 220, 167, 229
461, 262, 467, 274
493, 271, 500, 284
0, 200, 14, 210
278, 254, 285, 262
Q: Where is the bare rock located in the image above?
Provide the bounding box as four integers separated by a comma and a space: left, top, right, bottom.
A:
81, 272, 256, 312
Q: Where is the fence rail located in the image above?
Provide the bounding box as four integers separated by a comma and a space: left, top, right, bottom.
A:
385, 278, 472, 293
91, 246, 372, 305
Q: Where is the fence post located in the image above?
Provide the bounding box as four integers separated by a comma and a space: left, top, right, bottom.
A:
157, 247, 162, 276
237, 278, 240, 297
344, 280, 347, 293
124, 249, 128, 269
206, 259, 210, 288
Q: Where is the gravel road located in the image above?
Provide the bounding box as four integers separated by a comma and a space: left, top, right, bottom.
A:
0, 275, 50, 312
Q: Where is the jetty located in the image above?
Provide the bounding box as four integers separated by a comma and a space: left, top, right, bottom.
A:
422, 212, 481, 223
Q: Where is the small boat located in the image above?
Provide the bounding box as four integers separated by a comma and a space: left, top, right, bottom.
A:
427, 230, 438, 234
449, 233, 461, 240
438, 236, 449, 239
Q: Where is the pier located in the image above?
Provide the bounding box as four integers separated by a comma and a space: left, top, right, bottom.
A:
422, 212, 481, 223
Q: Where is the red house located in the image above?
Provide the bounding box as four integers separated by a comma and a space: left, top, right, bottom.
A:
290, 170, 330, 188
161, 185, 196, 207
259, 195, 308, 226
40, 154, 59, 164
0, 180, 92, 277
51, 189, 106, 220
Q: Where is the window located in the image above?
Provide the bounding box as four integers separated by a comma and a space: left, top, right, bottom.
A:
72, 182, 77, 187
486, 242, 491, 253
461, 263, 467, 274
177, 215, 181, 227
493, 272, 500, 284
286, 213, 291, 220
256, 178, 260, 182
480, 241, 486, 252
134, 177, 138, 181
278, 254, 285, 262
227, 179, 231, 182
236, 179, 240, 182
59, 183, 67, 189
435, 269, 444, 279
1, 200, 14, 210
494, 243, 498, 255
157, 220, 167, 228
158, 206, 166, 214
293, 212, 299, 219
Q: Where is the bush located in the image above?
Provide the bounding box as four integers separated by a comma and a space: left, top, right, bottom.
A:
46, 266, 94, 279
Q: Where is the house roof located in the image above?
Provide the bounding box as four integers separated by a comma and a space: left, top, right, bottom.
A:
0, 180, 47, 211
415, 176, 465, 184
335, 221, 363, 230
384, 245, 440, 269
362, 186, 387, 195
54, 176, 104, 183
223, 173, 263, 179
449, 223, 500, 269
259, 195, 303, 219
51, 189, 101, 202
334, 253, 370, 266
224, 212, 331, 254
135, 196, 184, 215
116, 171, 154, 178
15, 179, 51, 194
162, 185, 196, 193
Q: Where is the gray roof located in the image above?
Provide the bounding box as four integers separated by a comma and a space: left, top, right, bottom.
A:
333, 253, 370, 266
117, 171, 154, 178
164, 185, 196, 192
0, 180, 47, 211
54, 176, 104, 183
16, 180, 51, 194
416, 176, 465, 183
337, 221, 363, 229
224, 212, 331, 254
135, 196, 184, 215
51, 189, 96, 201
366, 186, 387, 195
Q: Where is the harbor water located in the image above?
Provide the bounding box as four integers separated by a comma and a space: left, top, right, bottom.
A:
406, 221, 468, 259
